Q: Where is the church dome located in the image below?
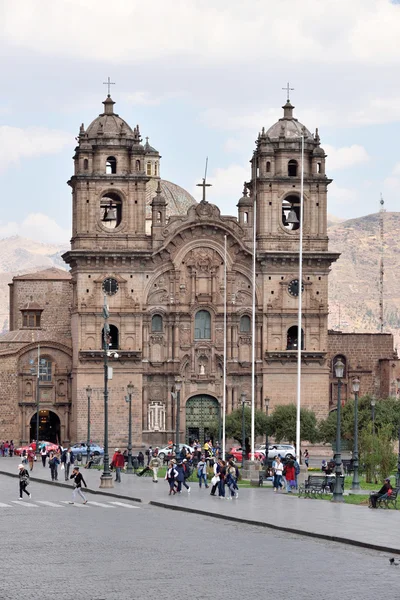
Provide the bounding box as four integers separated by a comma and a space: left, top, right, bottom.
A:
266, 101, 312, 140
145, 179, 196, 220
85, 96, 135, 140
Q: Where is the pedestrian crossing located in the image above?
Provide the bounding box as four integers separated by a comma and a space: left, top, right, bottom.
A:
0, 499, 139, 510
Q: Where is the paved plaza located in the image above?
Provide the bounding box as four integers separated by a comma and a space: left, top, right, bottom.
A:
0, 472, 397, 600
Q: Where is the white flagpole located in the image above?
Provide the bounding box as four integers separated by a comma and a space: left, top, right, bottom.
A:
222, 234, 227, 460
295, 135, 304, 462
251, 158, 257, 461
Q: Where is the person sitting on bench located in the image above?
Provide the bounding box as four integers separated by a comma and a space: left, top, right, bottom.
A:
369, 478, 392, 508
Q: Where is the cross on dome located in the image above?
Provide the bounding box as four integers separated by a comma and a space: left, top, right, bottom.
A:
103, 77, 115, 97
282, 82, 294, 102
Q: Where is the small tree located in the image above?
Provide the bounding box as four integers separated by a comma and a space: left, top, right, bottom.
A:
224, 407, 268, 445
267, 404, 319, 446
359, 422, 397, 483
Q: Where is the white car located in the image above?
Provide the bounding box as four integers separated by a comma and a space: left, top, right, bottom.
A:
157, 444, 194, 460
258, 444, 296, 460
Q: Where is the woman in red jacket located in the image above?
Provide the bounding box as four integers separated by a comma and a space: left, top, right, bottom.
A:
283, 458, 296, 493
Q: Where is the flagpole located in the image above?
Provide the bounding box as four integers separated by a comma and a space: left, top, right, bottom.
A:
222, 234, 227, 460
295, 135, 304, 462
251, 157, 257, 460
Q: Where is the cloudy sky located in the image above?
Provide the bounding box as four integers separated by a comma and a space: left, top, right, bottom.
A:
1, 0, 399, 243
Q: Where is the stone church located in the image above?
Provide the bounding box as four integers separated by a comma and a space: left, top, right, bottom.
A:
0, 94, 398, 447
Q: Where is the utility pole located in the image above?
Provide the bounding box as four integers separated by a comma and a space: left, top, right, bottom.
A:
379, 194, 385, 333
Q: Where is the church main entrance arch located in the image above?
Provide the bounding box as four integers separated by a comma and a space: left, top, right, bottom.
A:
185, 395, 220, 445
29, 410, 61, 444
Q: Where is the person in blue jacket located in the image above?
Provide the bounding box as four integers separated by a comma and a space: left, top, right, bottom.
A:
175, 461, 191, 494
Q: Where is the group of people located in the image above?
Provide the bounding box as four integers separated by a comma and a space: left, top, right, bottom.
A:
0, 440, 15, 456
17, 461, 88, 504
271, 454, 300, 493
21, 444, 75, 482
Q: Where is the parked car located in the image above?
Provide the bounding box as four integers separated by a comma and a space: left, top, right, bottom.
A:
70, 442, 104, 458
15, 441, 59, 456
227, 446, 265, 462
157, 444, 194, 460
257, 444, 296, 460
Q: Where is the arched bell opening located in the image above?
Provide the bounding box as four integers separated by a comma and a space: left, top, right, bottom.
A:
282, 195, 301, 231
287, 326, 304, 350
100, 192, 122, 229
29, 410, 61, 444
106, 156, 117, 174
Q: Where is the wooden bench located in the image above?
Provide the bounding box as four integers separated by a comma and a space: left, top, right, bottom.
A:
342, 459, 353, 475
299, 475, 329, 498
375, 488, 399, 510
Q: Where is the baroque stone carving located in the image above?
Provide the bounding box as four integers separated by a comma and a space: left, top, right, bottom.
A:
185, 248, 221, 273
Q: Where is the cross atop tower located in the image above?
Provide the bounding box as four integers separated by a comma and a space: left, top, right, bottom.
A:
282, 82, 294, 102
196, 157, 212, 203
103, 77, 115, 97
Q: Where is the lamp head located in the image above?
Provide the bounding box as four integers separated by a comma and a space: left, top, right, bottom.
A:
371, 398, 376, 407
175, 377, 182, 392
241, 392, 246, 405
352, 378, 360, 393
127, 381, 134, 396
265, 397, 270, 409
86, 385, 92, 396
334, 357, 345, 379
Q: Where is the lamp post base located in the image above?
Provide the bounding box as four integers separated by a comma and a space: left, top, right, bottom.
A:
126, 467, 134, 475
99, 473, 114, 489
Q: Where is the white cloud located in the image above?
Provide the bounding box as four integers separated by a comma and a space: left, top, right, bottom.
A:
0, 214, 70, 244
223, 138, 245, 153
328, 183, 359, 206
0, 126, 72, 172
324, 144, 370, 170
392, 162, 400, 176
195, 164, 249, 213
121, 90, 186, 106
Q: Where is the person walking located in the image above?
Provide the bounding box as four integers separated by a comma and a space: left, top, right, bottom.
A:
9, 441, 14, 457
283, 457, 296, 493
146, 446, 153, 466
61, 447, 73, 481
176, 461, 191, 493
304, 449, 309, 468
218, 460, 226, 498
210, 460, 220, 496
40, 444, 48, 467
49, 452, 60, 481
27, 447, 35, 471
165, 461, 178, 495
197, 456, 209, 488
149, 449, 161, 483
273, 455, 284, 492
69, 466, 88, 504
18, 463, 31, 500
113, 449, 125, 483
226, 461, 238, 499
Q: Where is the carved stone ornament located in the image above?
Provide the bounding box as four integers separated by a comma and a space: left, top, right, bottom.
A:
179, 325, 191, 346
239, 335, 252, 345
150, 334, 165, 345
185, 248, 221, 274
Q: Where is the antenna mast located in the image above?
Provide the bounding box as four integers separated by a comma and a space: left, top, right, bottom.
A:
379, 194, 385, 333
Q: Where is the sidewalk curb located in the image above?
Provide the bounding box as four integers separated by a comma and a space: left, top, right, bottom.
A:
149, 501, 399, 556
0, 469, 142, 504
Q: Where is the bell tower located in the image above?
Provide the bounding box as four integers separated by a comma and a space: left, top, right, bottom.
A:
246, 97, 339, 417
70, 94, 150, 250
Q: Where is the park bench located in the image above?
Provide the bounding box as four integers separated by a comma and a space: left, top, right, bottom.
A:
376, 488, 399, 510
258, 470, 273, 486
341, 459, 353, 475
299, 475, 329, 498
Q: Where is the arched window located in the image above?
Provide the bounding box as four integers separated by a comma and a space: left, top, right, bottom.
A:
136, 159, 141, 171
288, 159, 298, 177
240, 315, 251, 333
151, 314, 163, 332
266, 161, 271, 173
332, 355, 347, 378
154, 162, 158, 176
106, 156, 117, 174
244, 212, 248, 224
317, 162, 321, 173
282, 195, 300, 231
83, 158, 89, 170
22, 310, 42, 328
287, 326, 304, 350
102, 325, 119, 350
100, 192, 122, 229
146, 162, 152, 176
39, 358, 52, 382
194, 310, 211, 340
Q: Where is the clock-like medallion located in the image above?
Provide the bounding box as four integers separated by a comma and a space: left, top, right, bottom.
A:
102, 277, 119, 296
288, 279, 304, 297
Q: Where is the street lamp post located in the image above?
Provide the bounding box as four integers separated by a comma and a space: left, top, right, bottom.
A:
332, 358, 345, 502
175, 377, 182, 453
351, 377, 360, 490
86, 385, 92, 465
126, 382, 134, 474
241, 392, 246, 467
397, 425, 400, 490
100, 295, 113, 489
265, 397, 270, 466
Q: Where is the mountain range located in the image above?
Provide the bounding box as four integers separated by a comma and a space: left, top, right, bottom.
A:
0, 213, 398, 351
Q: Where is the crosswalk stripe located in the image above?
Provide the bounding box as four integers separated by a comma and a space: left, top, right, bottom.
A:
60, 501, 88, 508
11, 501, 38, 507
36, 501, 63, 508
0, 502, 11, 507
88, 501, 115, 508
109, 501, 138, 509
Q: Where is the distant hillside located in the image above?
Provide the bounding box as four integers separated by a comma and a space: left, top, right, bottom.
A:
328, 212, 400, 352
0, 236, 68, 332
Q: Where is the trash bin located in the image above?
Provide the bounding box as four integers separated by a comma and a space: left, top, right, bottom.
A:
76, 453, 82, 462
132, 458, 139, 470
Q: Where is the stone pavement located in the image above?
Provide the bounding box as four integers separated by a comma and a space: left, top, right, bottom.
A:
1, 456, 399, 555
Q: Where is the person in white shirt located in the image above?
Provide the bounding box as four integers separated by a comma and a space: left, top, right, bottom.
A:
40, 445, 48, 468
273, 455, 284, 492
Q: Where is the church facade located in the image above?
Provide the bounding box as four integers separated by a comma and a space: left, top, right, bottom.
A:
0, 94, 398, 447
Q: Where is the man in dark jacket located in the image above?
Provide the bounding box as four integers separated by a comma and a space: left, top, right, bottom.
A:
369, 478, 392, 508
175, 462, 191, 493
69, 466, 88, 504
